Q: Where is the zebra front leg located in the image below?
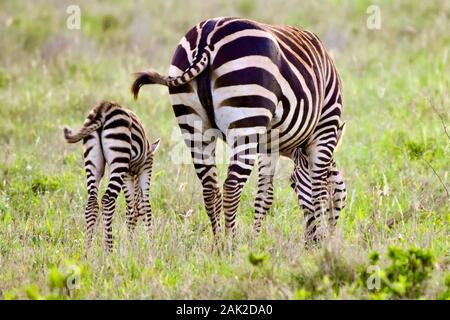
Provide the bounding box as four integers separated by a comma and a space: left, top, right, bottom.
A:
303, 88, 345, 245
130, 180, 143, 234
137, 164, 154, 240
327, 159, 347, 231
304, 142, 337, 245
289, 149, 317, 247
136, 140, 161, 240
123, 173, 136, 241
253, 154, 275, 233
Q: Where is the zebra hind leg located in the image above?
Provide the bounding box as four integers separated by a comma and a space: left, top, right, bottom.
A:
223, 130, 259, 238
84, 193, 99, 249
199, 165, 222, 248
83, 131, 105, 250
183, 124, 222, 248
101, 160, 129, 252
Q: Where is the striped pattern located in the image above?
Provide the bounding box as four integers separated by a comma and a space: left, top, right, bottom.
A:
64, 101, 160, 251
132, 17, 346, 246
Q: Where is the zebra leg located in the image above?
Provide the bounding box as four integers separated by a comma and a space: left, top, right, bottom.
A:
199, 164, 222, 245
303, 140, 338, 246
123, 173, 136, 241
191, 157, 222, 245
253, 154, 275, 233
223, 130, 259, 236
101, 168, 126, 251
327, 159, 346, 230
130, 178, 143, 233
84, 193, 99, 249
83, 131, 105, 249
181, 120, 222, 245
289, 149, 316, 246
303, 105, 345, 245
137, 165, 153, 240
101, 127, 131, 251
168, 75, 222, 244
195, 130, 223, 244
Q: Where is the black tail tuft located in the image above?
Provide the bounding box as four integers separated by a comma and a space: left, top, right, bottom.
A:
63, 127, 77, 143
131, 71, 167, 100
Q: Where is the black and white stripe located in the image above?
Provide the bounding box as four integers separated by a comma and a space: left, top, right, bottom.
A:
64, 101, 160, 250
132, 17, 346, 246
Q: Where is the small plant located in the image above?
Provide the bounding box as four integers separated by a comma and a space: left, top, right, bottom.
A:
23, 263, 82, 300
359, 247, 435, 299
293, 288, 312, 300
291, 246, 359, 299
437, 274, 450, 300
405, 141, 425, 160
248, 252, 268, 267
31, 174, 60, 194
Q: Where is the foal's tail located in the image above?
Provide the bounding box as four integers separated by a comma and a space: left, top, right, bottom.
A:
63, 105, 106, 143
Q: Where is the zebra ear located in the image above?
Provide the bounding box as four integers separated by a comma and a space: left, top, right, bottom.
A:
150, 138, 161, 154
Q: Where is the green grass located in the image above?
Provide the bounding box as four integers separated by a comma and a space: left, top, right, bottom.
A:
0, 0, 449, 299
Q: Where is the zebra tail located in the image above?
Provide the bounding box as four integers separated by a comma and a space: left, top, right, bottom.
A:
131, 52, 209, 100
63, 121, 102, 144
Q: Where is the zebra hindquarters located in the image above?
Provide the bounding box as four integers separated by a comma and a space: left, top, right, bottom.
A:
82, 130, 105, 249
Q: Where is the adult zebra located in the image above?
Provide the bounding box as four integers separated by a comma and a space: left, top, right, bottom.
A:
132, 17, 346, 246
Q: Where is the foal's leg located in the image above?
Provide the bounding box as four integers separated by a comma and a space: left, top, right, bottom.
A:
101, 131, 131, 251
137, 166, 153, 240
123, 173, 136, 241
82, 131, 105, 249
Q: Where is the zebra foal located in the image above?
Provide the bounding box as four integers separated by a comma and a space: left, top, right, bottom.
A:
64, 101, 160, 251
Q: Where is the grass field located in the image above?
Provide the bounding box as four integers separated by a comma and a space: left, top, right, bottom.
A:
0, 0, 449, 299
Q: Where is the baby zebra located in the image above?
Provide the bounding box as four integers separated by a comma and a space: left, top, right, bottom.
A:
64, 101, 160, 251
